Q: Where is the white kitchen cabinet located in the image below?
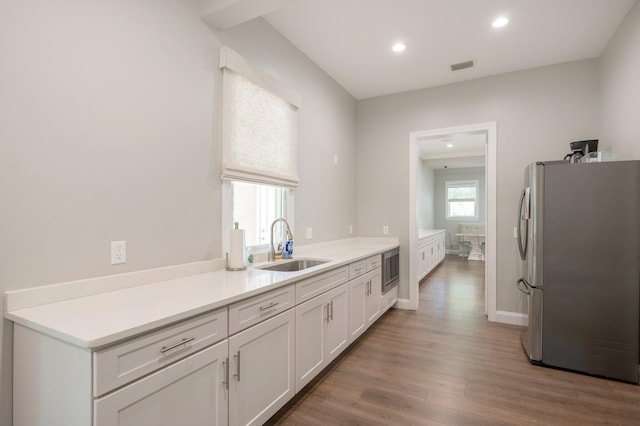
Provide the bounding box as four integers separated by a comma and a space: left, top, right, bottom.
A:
381, 286, 398, 314
417, 230, 445, 281
13, 308, 228, 426
94, 340, 228, 426
348, 260, 382, 341
295, 283, 349, 391
365, 268, 382, 326
348, 273, 367, 342
229, 309, 295, 426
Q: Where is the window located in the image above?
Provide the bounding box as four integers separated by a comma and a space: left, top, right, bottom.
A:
228, 181, 293, 250
219, 47, 300, 253
446, 180, 479, 219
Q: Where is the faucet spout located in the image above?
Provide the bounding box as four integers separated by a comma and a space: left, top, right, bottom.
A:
268, 218, 293, 262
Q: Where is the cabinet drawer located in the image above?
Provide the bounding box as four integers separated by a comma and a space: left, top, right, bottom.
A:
382, 286, 398, 313
229, 284, 295, 335
349, 260, 366, 279
93, 307, 227, 397
296, 266, 349, 303
366, 254, 381, 271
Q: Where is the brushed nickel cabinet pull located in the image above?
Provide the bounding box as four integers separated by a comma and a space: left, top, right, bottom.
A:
160, 337, 195, 354
259, 302, 279, 311
222, 358, 229, 390
326, 303, 331, 323
330, 300, 334, 321
233, 351, 241, 382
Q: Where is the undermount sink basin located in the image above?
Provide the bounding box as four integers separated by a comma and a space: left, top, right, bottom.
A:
256, 258, 330, 272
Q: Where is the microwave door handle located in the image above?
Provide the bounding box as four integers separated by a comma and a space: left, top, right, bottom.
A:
517, 189, 529, 261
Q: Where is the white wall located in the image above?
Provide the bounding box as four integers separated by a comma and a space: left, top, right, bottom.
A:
433, 167, 486, 246
356, 59, 599, 305
416, 161, 435, 230
0, 3, 356, 424
599, 0, 640, 160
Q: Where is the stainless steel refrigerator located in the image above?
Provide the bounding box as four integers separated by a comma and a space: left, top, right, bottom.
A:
516, 160, 640, 383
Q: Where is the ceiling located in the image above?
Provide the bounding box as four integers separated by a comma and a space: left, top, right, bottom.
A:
418, 131, 486, 169
263, 0, 636, 99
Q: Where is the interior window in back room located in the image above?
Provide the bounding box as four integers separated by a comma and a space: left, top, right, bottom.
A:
446, 180, 479, 220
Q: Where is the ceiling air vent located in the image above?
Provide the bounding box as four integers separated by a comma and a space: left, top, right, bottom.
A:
450, 60, 474, 71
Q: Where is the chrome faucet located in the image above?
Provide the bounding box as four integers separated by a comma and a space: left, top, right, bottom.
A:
268, 218, 294, 262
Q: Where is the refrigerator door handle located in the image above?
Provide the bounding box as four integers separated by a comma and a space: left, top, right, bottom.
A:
516, 278, 531, 295
517, 189, 529, 261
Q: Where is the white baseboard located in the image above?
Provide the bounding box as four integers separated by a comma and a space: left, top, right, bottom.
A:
394, 298, 416, 310
495, 310, 528, 326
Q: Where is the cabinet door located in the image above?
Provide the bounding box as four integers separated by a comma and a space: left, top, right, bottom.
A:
229, 309, 295, 426
365, 268, 382, 326
418, 246, 427, 279
348, 274, 367, 342
325, 284, 349, 363
295, 293, 327, 392
94, 340, 228, 426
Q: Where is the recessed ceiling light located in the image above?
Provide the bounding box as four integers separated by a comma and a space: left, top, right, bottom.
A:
492, 16, 509, 28
446, 144, 454, 148
392, 42, 406, 53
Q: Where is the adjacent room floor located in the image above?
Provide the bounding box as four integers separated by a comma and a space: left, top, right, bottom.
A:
268, 256, 640, 425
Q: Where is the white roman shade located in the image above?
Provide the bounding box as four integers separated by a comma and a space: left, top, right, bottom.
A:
219, 47, 301, 188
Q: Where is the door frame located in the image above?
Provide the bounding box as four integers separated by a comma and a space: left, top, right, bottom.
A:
406, 122, 497, 321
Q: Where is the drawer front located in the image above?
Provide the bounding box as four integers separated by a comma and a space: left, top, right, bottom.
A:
382, 286, 398, 312
349, 260, 366, 279
366, 254, 381, 271
93, 308, 227, 397
229, 284, 295, 335
296, 266, 349, 304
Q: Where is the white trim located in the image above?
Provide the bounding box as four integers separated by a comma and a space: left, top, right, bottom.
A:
394, 298, 413, 310
495, 310, 528, 326
408, 122, 497, 321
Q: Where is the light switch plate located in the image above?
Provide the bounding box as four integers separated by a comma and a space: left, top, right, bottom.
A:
383, 226, 389, 235
306, 227, 313, 239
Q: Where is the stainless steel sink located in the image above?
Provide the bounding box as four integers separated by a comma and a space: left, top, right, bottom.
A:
256, 258, 330, 272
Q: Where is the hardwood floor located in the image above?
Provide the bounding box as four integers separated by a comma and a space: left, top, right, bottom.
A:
268, 257, 640, 425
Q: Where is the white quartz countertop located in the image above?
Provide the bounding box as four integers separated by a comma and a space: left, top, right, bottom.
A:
5, 238, 398, 350
418, 229, 445, 240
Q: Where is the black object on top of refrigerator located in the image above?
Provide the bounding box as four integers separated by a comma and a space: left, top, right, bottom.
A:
516, 160, 640, 383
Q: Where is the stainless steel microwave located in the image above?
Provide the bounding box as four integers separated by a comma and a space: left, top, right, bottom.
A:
382, 248, 399, 294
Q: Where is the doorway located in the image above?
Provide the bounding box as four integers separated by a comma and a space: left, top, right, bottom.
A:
406, 122, 497, 321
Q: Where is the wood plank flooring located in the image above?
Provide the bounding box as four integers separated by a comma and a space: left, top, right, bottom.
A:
267, 256, 640, 425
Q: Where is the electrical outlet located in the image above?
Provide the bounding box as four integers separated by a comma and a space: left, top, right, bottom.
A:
306, 227, 313, 239
349, 225, 353, 235
513, 227, 518, 239
111, 241, 126, 265
383, 226, 389, 235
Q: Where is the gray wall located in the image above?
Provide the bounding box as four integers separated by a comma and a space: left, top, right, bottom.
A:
356, 59, 600, 303
0, 2, 356, 424
433, 167, 486, 246
215, 19, 357, 244
599, 0, 640, 159
416, 161, 435, 230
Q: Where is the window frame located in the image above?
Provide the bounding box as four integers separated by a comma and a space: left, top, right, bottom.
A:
222, 180, 294, 254
445, 179, 479, 220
